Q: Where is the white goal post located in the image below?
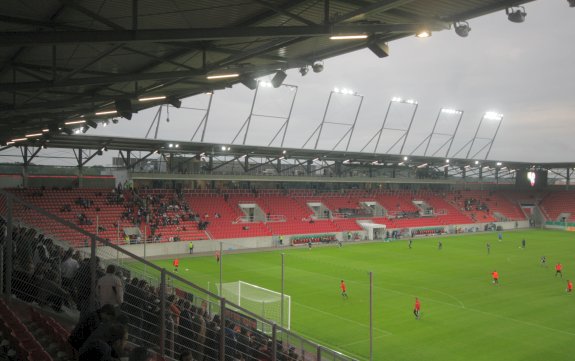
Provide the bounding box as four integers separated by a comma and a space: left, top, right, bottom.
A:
215, 281, 291, 332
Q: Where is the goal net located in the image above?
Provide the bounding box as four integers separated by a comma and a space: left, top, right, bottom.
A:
214, 281, 291, 333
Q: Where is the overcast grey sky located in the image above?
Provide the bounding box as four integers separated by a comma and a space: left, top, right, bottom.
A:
29, 0, 575, 166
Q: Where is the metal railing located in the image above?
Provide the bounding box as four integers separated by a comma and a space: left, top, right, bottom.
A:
0, 190, 358, 361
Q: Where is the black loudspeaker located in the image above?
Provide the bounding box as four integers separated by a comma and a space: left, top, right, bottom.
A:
115, 99, 133, 120
367, 41, 389, 58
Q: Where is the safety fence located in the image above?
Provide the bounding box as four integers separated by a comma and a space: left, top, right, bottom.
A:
0, 190, 358, 361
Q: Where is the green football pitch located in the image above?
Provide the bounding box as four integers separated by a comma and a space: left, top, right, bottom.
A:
144, 229, 575, 361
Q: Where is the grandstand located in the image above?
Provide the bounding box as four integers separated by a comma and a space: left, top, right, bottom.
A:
1, 1, 575, 361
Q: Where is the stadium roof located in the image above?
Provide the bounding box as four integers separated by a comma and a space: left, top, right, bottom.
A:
1, 0, 538, 146
15, 134, 574, 174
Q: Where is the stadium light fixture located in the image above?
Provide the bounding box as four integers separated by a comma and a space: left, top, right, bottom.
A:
474, 160, 479, 165
139, 96, 166, 102
169, 143, 174, 148
454, 21, 471, 37
506, 7, 526, 23
403, 156, 409, 161
259, 81, 273, 88
569, 0, 575, 7
392, 97, 418, 105
330, 34, 368, 40
25, 133, 43, 138
11, 138, 27, 142
484, 112, 503, 121
312, 157, 319, 162
207, 73, 239, 79
333, 88, 356, 95
441, 108, 462, 115
416, 29, 431, 38
417, 163, 428, 168
299, 66, 309, 76
111, 118, 119, 124
95, 110, 117, 116
445, 159, 450, 163
221, 146, 226, 151
65, 120, 86, 125
496, 162, 502, 166
102, 120, 108, 127
398, 162, 405, 166
312, 61, 324, 73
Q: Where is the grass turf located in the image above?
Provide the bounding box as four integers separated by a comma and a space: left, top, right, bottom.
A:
142, 229, 575, 361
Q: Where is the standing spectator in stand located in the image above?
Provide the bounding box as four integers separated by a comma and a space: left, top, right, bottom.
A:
97, 264, 124, 307
556, 263, 563, 278
61, 248, 80, 295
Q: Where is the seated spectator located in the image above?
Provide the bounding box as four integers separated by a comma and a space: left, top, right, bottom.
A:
129, 347, 154, 361
69, 304, 117, 351
79, 323, 128, 361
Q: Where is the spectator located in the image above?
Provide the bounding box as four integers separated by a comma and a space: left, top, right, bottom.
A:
129, 347, 154, 361
69, 304, 117, 351
97, 264, 124, 307
79, 323, 129, 361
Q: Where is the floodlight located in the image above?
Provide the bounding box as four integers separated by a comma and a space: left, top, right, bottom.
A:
416, 30, 431, 38
454, 21, 471, 37
271, 70, 287, 88
417, 163, 428, 168
81, 126, 88, 134
496, 162, 502, 166
299, 66, 309, 76
445, 159, 450, 163
11, 138, 27, 142
61, 127, 73, 135
112, 118, 119, 124
102, 120, 108, 127
474, 160, 479, 165
484, 112, 503, 121
221, 146, 226, 151
403, 156, 408, 161
441, 108, 461, 115
569, 0, 575, 7
312, 61, 324, 73
506, 7, 526, 23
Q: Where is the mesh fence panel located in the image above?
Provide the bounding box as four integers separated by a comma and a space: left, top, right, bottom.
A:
0, 189, 358, 361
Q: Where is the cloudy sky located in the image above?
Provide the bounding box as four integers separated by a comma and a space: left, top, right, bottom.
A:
10, 0, 573, 167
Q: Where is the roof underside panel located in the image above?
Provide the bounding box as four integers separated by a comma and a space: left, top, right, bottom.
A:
0, 0, 536, 145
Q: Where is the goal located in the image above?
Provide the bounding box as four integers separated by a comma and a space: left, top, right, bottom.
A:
215, 281, 291, 332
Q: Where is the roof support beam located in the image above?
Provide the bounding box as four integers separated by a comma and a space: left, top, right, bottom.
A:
252, 0, 318, 26
333, 0, 416, 23
0, 23, 434, 47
